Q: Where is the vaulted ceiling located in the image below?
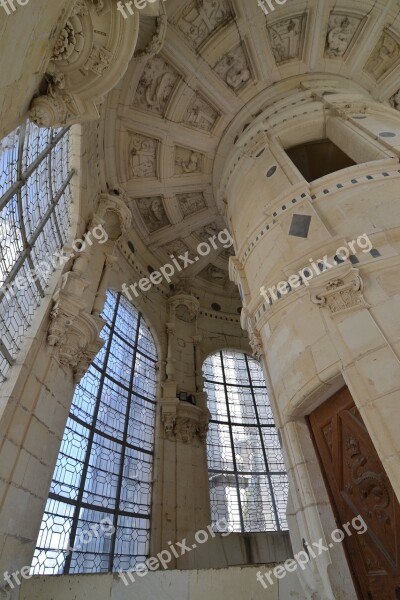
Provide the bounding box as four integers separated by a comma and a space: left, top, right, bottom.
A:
101, 0, 400, 312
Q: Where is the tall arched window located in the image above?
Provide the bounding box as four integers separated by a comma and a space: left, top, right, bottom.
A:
204, 350, 288, 532
32, 290, 157, 575
0, 122, 72, 382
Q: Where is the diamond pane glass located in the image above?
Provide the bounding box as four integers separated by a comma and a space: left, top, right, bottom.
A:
0, 122, 72, 382
32, 291, 157, 575
204, 351, 288, 532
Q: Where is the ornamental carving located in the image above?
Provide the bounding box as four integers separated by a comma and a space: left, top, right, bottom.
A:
135, 12, 168, 59
161, 403, 209, 445
214, 44, 251, 92
365, 31, 400, 81
184, 95, 219, 132
267, 16, 305, 64
29, 0, 139, 127
175, 0, 232, 49
177, 192, 207, 216
134, 197, 170, 233
311, 269, 368, 315
134, 57, 179, 115
48, 272, 105, 383
175, 147, 202, 175
325, 14, 361, 58
169, 293, 200, 323
129, 133, 158, 178
389, 89, 400, 111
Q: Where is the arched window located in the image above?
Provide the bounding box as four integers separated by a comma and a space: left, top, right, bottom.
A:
32, 290, 157, 574
204, 350, 288, 532
0, 122, 72, 382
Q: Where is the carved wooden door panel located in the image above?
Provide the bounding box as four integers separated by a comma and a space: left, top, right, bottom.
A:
309, 386, 400, 599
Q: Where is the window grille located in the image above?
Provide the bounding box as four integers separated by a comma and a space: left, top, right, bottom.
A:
204, 350, 288, 532
32, 291, 157, 574
0, 122, 73, 381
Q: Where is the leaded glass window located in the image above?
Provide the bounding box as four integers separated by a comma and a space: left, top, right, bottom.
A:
204, 350, 288, 532
0, 122, 72, 382
32, 290, 157, 574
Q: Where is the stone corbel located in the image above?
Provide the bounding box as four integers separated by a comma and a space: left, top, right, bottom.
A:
135, 3, 168, 59
311, 267, 369, 315
90, 189, 132, 242
29, 0, 140, 127
48, 271, 105, 382
161, 383, 210, 445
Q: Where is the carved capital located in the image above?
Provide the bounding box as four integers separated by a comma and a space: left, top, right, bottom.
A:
168, 293, 200, 323
48, 272, 105, 383
161, 398, 209, 446
311, 268, 369, 315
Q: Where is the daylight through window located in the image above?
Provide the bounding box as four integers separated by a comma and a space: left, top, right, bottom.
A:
0, 122, 72, 381
204, 350, 288, 533
32, 290, 157, 575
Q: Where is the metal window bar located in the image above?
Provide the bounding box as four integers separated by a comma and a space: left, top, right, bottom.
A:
0, 124, 72, 381
205, 350, 288, 533
33, 291, 157, 575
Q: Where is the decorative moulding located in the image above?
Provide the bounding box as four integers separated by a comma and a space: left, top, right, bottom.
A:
48, 271, 105, 383
29, 0, 140, 127
311, 267, 369, 315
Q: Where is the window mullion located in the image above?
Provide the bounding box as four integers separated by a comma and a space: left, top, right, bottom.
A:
244, 354, 281, 532
220, 351, 245, 532
107, 306, 142, 571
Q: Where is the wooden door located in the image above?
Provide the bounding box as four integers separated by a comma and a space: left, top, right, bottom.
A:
309, 386, 400, 599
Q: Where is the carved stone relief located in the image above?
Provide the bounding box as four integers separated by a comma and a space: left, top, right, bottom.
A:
136, 197, 170, 233
162, 239, 194, 260
175, 0, 232, 49
129, 133, 158, 178
199, 263, 227, 284
267, 16, 305, 64
325, 14, 362, 58
177, 192, 207, 216
389, 89, 400, 110
175, 147, 202, 175
311, 270, 368, 315
29, 0, 138, 127
184, 95, 219, 132
214, 44, 251, 91
365, 32, 400, 80
134, 57, 179, 115
195, 223, 220, 243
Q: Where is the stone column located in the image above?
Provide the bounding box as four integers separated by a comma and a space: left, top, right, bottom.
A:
151, 292, 211, 568
217, 77, 400, 599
